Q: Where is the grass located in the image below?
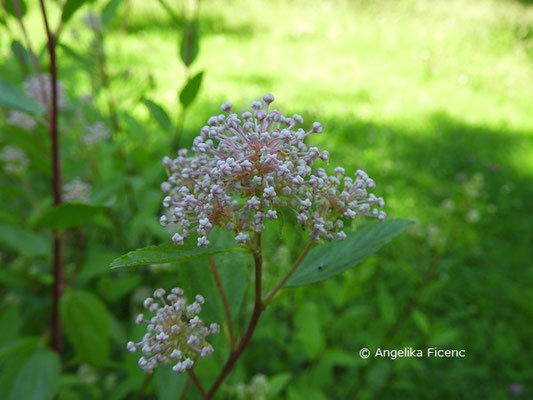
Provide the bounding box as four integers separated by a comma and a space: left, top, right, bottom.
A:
1, 0, 533, 398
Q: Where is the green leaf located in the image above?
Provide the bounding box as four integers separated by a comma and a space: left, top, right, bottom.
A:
267, 372, 293, 399
110, 242, 243, 269
101, 0, 123, 28
142, 98, 173, 134
293, 303, 324, 359
9, 349, 61, 400
179, 21, 199, 66
411, 309, 430, 335
61, 0, 87, 23
4, 0, 27, 18
179, 71, 203, 108
60, 290, 110, 365
34, 203, 107, 230
155, 366, 187, 400
0, 77, 44, 116
0, 343, 33, 396
0, 306, 22, 345
287, 219, 413, 286
0, 337, 39, 362
11, 40, 30, 71
0, 222, 49, 256
377, 283, 396, 325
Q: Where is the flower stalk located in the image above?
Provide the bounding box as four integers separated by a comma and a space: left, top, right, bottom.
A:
208, 256, 236, 350
205, 234, 264, 399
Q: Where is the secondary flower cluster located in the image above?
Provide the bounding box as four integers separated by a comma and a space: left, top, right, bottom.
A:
0, 146, 29, 175
160, 94, 385, 247
7, 74, 66, 130
24, 73, 67, 110
82, 122, 110, 147
127, 287, 219, 374
63, 178, 91, 203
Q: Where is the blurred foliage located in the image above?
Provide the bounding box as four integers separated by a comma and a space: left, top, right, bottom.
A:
1, 0, 533, 399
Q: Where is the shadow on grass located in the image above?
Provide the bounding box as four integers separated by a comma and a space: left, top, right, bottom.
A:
123, 12, 256, 38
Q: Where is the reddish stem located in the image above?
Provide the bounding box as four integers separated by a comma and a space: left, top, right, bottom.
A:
187, 369, 206, 397
39, 0, 64, 354
205, 234, 263, 399
208, 256, 236, 350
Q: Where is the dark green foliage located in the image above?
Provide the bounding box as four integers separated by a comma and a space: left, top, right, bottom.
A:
179, 20, 199, 67
0, 76, 43, 115
287, 219, 413, 286
34, 203, 107, 230
8, 349, 61, 400
61, 0, 89, 24
110, 243, 244, 269
179, 71, 204, 108
60, 290, 110, 365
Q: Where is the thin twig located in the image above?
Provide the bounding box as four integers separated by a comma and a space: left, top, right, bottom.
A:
155, 0, 181, 24
11, 0, 43, 77
187, 369, 206, 397
136, 373, 153, 400
205, 234, 263, 399
208, 256, 236, 350
39, 0, 64, 354
263, 240, 313, 305
178, 377, 192, 400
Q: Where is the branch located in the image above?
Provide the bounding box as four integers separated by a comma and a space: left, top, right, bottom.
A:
155, 0, 181, 25
208, 256, 236, 350
263, 240, 313, 305
11, 0, 43, 77
205, 234, 263, 399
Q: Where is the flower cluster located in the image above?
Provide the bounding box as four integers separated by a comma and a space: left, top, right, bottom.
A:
7, 111, 37, 130
127, 287, 219, 374
0, 146, 29, 175
24, 74, 67, 110
82, 122, 110, 147
63, 178, 91, 203
235, 374, 269, 400
82, 11, 102, 33
160, 94, 385, 247
7, 74, 66, 130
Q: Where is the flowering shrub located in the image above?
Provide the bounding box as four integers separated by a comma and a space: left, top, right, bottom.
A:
113, 95, 410, 399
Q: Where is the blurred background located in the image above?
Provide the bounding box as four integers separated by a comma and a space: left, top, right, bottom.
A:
1, 0, 532, 398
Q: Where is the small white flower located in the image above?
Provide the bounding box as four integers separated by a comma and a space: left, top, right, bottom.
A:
189, 316, 201, 328
197, 236, 210, 247
266, 210, 277, 219
235, 232, 249, 243
200, 345, 214, 358
172, 233, 184, 245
